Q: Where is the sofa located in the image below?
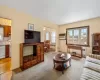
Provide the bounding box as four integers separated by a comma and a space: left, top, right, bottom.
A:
80, 54, 100, 80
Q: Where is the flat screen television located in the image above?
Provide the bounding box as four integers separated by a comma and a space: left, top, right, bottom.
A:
24, 30, 41, 43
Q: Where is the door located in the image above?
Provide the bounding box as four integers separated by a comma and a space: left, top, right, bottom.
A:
4, 26, 11, 37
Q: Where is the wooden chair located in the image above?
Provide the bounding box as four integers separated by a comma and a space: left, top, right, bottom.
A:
44, 40, 50, 52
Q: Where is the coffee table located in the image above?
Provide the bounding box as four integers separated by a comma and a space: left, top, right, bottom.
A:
53, 53, 71, 74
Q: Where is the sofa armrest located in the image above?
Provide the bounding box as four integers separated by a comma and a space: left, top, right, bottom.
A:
89, 54, 100, 60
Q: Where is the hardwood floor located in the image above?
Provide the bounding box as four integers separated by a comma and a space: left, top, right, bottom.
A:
0, 71, 12, 80
0, 58, 12, 80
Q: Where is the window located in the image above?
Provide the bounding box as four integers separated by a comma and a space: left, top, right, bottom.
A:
66, 26, 89, 46
51, 32, 56, 44
46, 32, 50, 40
44, 27, 56, 44
0, 27, 3, 41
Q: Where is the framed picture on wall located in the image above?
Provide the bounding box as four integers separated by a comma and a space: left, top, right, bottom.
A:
28, 23, 34, 30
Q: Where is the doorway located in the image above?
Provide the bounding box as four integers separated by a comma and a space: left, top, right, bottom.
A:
43, 27, 56, 52
0, 18, 11, 75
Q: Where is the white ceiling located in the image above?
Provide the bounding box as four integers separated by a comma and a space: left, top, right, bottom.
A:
0, 0, 100, 25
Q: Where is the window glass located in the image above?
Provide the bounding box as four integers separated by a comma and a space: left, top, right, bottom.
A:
67, 30, 73, 44
68, 30, 73, 38
46, 32, 50, 40
66, 26, 89, 46
51, 32, 56, 43
73, 29, 79, 44
0, 27, 3, 41
80, 28, 87, 45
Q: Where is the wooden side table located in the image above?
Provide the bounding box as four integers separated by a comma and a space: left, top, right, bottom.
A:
67, 45, 83, 58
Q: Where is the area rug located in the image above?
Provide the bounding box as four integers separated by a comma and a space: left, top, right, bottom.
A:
12, 52, 85, 80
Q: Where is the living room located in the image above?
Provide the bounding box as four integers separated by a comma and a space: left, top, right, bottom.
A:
0, 0, 100, 80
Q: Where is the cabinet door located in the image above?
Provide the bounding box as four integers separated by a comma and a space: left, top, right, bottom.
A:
4, 27, 8, 37
37, 56, 41, 62
40, 44, 44, 54
8, 26, 11, 35
4, 26, 11, 37
41, 54, 44, 61
5, 45, 9, 58
0, 46, 5, 59
31, 59, 37, 65
23, 62, 31, 69
37, 45, 41, 55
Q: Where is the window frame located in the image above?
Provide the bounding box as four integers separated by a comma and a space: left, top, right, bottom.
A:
0, 26, 4, 41
51, 31, 56, 44
66, 26, 90, 47
45, 32, 50, 41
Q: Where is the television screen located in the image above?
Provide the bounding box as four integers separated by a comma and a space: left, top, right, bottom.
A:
25, 30, 34, 39
24, 30, 41, 43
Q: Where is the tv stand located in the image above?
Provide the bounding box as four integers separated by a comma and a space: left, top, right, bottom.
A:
20, 42, 44, 70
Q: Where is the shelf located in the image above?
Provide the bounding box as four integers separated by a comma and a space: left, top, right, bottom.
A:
23, 43, 43, 46
94, 40, 100, 41
93, 45, 99, 47
92, 33, 100, 54
59, 39, 66, 40
93, 50, 100, 52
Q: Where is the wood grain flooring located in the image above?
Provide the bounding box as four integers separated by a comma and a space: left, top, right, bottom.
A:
0, 71, 12, 80
0, 58, 11, 74
0, 58, 12, 80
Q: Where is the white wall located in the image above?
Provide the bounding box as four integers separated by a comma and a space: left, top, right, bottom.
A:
58, 17, 100, 55
0, 6, 58, 69
59, 40, 67, 52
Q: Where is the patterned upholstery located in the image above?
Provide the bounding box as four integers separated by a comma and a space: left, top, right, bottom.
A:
89, 54, 100, 60
84, 61, 100, 73
86, 56, 100, 65
80, 54, 100, 80
80, 68, 100, 80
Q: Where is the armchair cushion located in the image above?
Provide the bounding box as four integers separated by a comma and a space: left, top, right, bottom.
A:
80, 68, 100, 80
86, 56, 100, 65
89, 54, 100, 60
84, 61, 100, 73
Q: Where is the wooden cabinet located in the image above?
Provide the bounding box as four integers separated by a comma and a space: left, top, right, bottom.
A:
0, 45, 10, 59
92, 33, 100, 54
0, 46, 5, 59
4, 26, 11, 37
20, 43, 44, 70
5, 45, 9, 58
41, 54, 44, 61
31, 59, 37, 65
